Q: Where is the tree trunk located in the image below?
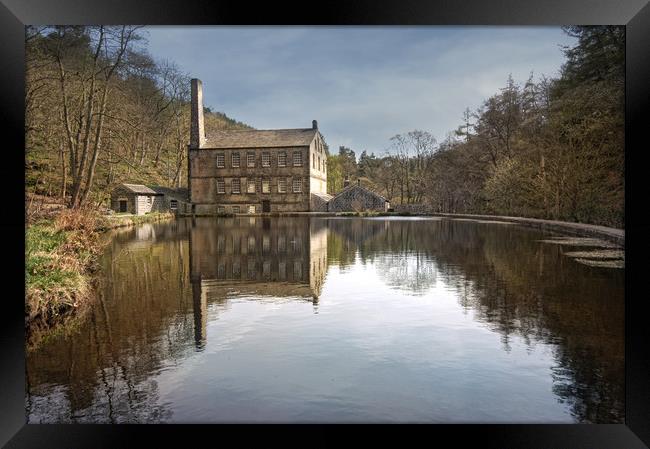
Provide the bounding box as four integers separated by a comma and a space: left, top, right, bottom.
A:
59, 139, 67, 201
79, 84, 110, 207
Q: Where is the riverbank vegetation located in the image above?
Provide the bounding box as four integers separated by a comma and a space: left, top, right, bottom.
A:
327, 26, 624, 228
25, 200, 175, 346
26, 209, 103, 334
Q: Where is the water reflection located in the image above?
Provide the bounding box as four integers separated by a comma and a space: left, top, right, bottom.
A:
26, 217, 624, 423
189, 217, 328, 348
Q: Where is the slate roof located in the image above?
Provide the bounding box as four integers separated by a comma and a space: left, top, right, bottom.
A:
204, 128, 318, 149
119, 183, 159, 195
311, 192, 333, 201
150, 186, 189, 201
332, 183, 388, 202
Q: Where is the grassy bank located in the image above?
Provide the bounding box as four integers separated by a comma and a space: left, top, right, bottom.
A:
99, 211, 175, 230
25, 208, 175, 346
26, 210, 103, 330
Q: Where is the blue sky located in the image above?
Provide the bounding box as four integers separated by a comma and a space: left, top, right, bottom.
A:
143, 26, 576, 156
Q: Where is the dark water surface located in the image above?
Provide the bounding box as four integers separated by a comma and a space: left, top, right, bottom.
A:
26, 217, 624, 423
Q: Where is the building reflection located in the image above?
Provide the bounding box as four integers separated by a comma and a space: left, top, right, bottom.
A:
189, 217, 329, 348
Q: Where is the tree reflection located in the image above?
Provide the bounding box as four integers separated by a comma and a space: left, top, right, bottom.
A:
26, 217, 624, 424
324, 218, 624, 423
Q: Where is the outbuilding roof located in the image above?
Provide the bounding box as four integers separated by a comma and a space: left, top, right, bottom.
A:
119, 183, 159, 195
150, 186, 189, 201
204, 128, 318, 149
331, 183, 388, 202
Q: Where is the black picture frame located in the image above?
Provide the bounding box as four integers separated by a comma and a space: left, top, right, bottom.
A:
2, 0, 649, 447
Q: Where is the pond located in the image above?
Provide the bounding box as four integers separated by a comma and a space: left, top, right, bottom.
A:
25, 216, 624, 423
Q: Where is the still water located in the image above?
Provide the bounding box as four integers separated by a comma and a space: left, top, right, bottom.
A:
26, 217, 624, 423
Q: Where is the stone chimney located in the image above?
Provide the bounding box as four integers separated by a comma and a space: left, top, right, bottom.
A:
312, 119, 318, 130
343, 176, 350, 188
190, 78, 206, 149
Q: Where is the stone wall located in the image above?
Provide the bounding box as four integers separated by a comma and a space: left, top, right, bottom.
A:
188, 146, 312, 212
310, 193, 332, 212
110, 187, 137, 214
392, 204, 433, 215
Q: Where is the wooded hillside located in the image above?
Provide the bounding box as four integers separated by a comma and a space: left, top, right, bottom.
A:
26, 26, 250, 210
26, 26, 624, 228
328, 26, 624, 228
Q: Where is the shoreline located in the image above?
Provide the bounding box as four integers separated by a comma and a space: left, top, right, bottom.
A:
182, 210, 625, 246
25, 209, 623, 349
25, 210, 176, 349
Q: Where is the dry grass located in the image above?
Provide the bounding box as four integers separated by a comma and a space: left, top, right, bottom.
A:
101, 211, 175, 230
26, 207, 175, 345
25, 208, 105, 333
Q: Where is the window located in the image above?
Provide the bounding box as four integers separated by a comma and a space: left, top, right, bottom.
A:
262, 179, 270, 194
216, 153, 225, 168
278, 178, 287, 193
232, 178, 241, 194
262, 152, 270, 167
293, 178, 302, 193
248, 236, 256, 251
233, 260, 241, 277
318, 156, 321, 171
312, 153, 316, 169
278, 152, 287, 167
231, 152, 240, 167
262, 235, 270, 252
293, 151, 302, 166
247, 152, 255, 167
232, 205, 240, 214
146, 196, 152, 205
216, 179, 225, 194
247, 205, 256, 214
247, 179, 256, 193
170, 200, 178, 210
217, 206, 225, 214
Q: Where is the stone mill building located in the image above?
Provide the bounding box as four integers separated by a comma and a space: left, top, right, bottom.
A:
187, 79, 331, 215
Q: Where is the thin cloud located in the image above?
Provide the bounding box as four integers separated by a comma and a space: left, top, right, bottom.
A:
145, 26, 576, 154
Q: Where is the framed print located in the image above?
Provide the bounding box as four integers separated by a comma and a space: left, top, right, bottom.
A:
2, 0, 650, 447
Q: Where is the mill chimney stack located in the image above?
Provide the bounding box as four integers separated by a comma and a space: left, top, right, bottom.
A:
312, 119, 318, 130
190, 79, 206, 149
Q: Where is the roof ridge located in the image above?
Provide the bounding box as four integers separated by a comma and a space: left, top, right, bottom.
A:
332, 183, 387, 201
207, 127, 315, 133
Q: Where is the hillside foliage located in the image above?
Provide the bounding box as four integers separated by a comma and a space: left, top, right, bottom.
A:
328, 26, 624, 227
26, 26, 250, 209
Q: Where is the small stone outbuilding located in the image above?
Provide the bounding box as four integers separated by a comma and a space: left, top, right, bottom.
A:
150, 186, 191, 214
110, 184, 163, 215
327, 181, 390, 213
110, 184, 191, 215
